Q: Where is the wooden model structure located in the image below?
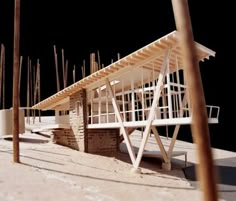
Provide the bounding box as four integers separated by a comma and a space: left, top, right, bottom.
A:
32, 30, 220, 170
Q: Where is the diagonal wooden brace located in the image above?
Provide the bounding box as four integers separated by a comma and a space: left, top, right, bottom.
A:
134, 50, 171, 169
105, 79, 136, 165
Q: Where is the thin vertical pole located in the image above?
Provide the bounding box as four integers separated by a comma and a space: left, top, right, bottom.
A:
29, 59, 33, 118
176, 57, 182, 117
83, 60, 86, 77
61, 48, 65, 88
26, 56, 30, 123
122, 79, 126, 121
166, 63, 173, 119
171, 1, 218, 201
37, 59, 41, 122
12, 0, 20, 163
141, 67, 144, 121
106, 85, 109, 123
0, 44, 3, 108
64, 59, 68, 88
53, 45, 60, 92
131, 77, 135, 121
117, 53, 120, 60
97, 50, 101, 70
73, 64, 76, 83
2, 45, 5, 109
32, 64, 35, 123
98, 87, 101, 124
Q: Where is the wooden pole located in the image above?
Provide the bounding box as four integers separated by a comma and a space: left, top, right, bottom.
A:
64, 59, 68, 88
37, 59, 41, 122
29, 59, 33, 117
32, 64, 35, 123
2, 44, 5, 109
33, 62, 39, 122
73, 64, 76, 83
90, 53, 95, 74
53, 45, 60, 92
12, 0, 20, 163
171, 0, 218, 201
81, 65, 85, 78
26, 56, 30, 123
117, 53, 120, 60
0, 44, 3, 108
83, 59, 86, 77
97, 50, 101, 70
61, 48, 65, 88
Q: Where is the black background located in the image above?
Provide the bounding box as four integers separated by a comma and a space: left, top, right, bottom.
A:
0, 1, 235, 152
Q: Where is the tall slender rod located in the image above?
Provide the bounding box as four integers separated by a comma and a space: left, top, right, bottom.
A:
61, 48, 65, 88
171, 0, 218, 200
0, 44, 3, 108
12, 0, 20, 163
26, 57, 30, 123
73, 64, 75, 83
53, 45, 60, 92
2, 45, 5, 109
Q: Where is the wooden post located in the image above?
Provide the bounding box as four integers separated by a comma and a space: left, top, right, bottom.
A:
61, 48, 65, 88
171, 0, 218, 201
2, 44, 5, 109
29, 59, 33, 118
83, 60, 85, 76
0, 44, 3, 108
26, 56, 30, 123
117, 53, 120, 60
64, 59, 68, 88
73, 64, 76, 83
53, 45, 60, 92
97, 50, 101, 70
37, 59, 41, 122
12, 0, 20, 163
32, 64, 35, 123
90, 53, 95, 74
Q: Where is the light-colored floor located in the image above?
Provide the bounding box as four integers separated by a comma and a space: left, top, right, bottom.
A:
0, 129, 235, 201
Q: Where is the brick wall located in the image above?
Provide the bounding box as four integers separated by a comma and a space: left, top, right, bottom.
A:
52, 88, 119, 153
52, 128, 79, 150
69, 89, 88, 152
52, 89, 87, 151
53, 128, 119, 153
87, 128, 119, 153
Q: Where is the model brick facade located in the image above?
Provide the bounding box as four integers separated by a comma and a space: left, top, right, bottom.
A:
52, 88, 119, 153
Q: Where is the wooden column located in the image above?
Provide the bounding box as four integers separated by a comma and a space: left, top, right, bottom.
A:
171, 0, 218, 201
12, 0, 21, 163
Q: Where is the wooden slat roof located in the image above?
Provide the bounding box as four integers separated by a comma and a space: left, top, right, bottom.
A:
32, 30, 215, 110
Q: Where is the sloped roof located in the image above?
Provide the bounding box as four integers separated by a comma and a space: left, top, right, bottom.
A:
32, 30, 215, 110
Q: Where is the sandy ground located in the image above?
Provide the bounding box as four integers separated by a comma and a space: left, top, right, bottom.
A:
1, 128, 235, 201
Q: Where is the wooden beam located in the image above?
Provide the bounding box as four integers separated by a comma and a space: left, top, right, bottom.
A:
2, 44, 5, 109
172, 0, 218, 200
73, 64, 76, 83
136, 88, 168, 163
13, 0, 20, 163
62, 48, 65, 88
106, 79, 136, 165
54, 45, 60, 92
166, 63, 173, 119
0, 44, 3, 107
134, 50, 170, 169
